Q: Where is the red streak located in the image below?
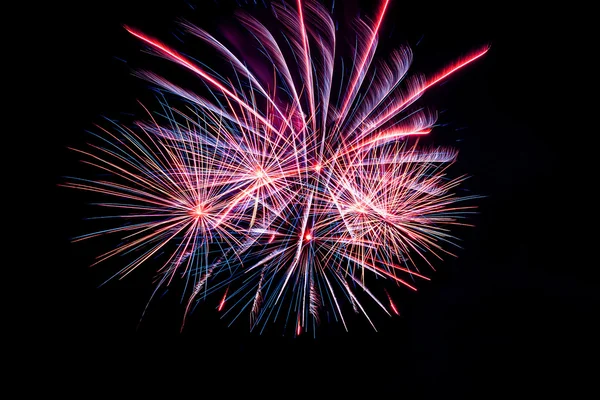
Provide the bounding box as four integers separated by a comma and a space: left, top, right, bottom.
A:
337, 0, 390, 120
296, 0, 315, 131
426, 47, 490, 89
389, 297, 399, 315
125, 27, 278, 133
218, 287, 229, 311
374, 47, 490, 129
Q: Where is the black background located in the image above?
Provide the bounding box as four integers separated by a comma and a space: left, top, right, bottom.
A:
40, 0, 593, 397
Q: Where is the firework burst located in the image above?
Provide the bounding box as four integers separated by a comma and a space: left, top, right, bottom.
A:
66, 0, 487, 335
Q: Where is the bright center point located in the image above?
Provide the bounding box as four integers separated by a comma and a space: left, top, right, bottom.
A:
194, 206, 205, 217
354, 203, 367, 213
305, 233, 312, 241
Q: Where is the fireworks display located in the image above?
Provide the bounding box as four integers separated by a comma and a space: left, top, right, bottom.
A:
66, 0, 487, 335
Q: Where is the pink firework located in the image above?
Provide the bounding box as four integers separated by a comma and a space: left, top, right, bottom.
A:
66, 0, 487, 335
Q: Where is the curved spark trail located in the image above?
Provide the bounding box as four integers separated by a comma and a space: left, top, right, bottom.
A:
67, 0, 487, 335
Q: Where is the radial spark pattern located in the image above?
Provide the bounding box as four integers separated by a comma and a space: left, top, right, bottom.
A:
67, 0, 487, 335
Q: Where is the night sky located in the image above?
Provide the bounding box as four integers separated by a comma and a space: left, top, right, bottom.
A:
42, 0, 593, 396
